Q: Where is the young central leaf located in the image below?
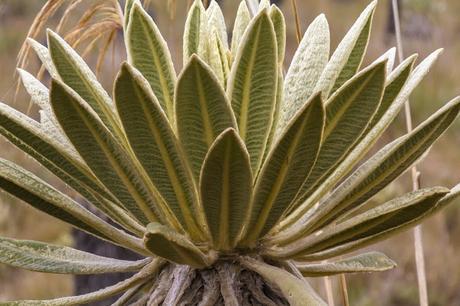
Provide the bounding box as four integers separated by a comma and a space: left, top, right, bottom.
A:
227, 11, 278, 174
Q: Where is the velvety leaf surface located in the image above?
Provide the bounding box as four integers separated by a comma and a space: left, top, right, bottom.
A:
176, 56, 236, 180
296, 252, 396, 277
0, 237, 149, 274
227, 11, 278, 174
126, 3, 176, 121
242, 94, 324, 245
200, 128, 252, 250
115, 63, 203, 240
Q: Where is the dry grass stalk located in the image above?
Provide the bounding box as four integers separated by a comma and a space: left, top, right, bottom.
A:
392, 1, 429, 305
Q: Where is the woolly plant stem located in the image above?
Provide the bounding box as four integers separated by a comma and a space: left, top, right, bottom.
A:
392, 1, 429, 305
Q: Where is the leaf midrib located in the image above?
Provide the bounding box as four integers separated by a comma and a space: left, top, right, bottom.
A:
131, 79, 200, 236
137, 13, 174, 120
238, 22, 262, 141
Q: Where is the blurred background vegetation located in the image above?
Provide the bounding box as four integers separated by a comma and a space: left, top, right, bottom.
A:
0, 0, 459, 305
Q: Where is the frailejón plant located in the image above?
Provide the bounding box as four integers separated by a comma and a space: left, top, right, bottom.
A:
1, 0, 460, 304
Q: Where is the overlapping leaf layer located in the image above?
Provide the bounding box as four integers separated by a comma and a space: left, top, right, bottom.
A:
0, 0, 459, 304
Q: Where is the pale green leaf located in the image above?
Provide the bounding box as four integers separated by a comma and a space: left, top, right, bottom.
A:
279, 14, 329, 132
47, 30, 123, 139
231, 1, 251, 55
115, 63, 204, 240
0, 158, 146, 255
2, 260, 163, 306
294, 61, 386, 207
242, 94, 324, 245
0, 102, 143, 235
275, 187, 448, 258
258, 0, 270, 11
227, 11, 278, 174
310, 96, 460, 228
240, 257, 327, 306
206, 0, 228, 50
200, 128, 252, 250
144, 223, 212, 268
292, 188, 451, 262
314, 0, 376, 98
269, 5, 286, 65
296, 252, 396, 277
278, 50, 443, 239
124, 0, 138, 29
18, 69, 51, 113
176, 55, 236, 180
50, 79, 161, 225
261, 68, 284, 168
126, 3, 176, 121
26, 38, 59, 79
183, 0, 206, 65
0, 237, 149, 274
245, 0, 259, 16
374, 47, 397, 77
205, 29, 228, 86
365, 54, 417, 134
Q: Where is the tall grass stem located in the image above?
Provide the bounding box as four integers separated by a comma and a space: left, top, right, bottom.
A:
392, 1, 429, 305
290, 0, 301, 44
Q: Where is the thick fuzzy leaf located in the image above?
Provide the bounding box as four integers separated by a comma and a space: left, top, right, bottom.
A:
227, 11, 278, 174
115, 63, 204, 240
365, 54, 417, 134
124, 0, 137, 29
275, 187, 448, 258
126, 3, 176, 121
258, 0, 270, 11
200, 128, 252, 250
50, 79, 162, 226
206, 0, 228, 50
47, 30, 124, 139
183, 0, 206, 64
305, 96, 460, 231
242, 94, 324, 245
314, 1, 376, 98
295, 61, 386, 206
0, 159, 146, 255
26, 38, 59, 79
231, 1, 251, 55
205, 29, 229, 86
280, 14, 329, 131
144, 223, 211, 268
0, 237, 149, 274
176, 56, 236, 179
0, 103, 144, 235
18, 69, 52, 113
375, 47, 397, 77
245, 0, 259, 16
3, 260, 163, 306
293, 188, 452, 262
262, 69, 284, 167
279, 50, 443, 239
296, 252, 396, 277
269, 5, 286, 65
241, 258, 327, 306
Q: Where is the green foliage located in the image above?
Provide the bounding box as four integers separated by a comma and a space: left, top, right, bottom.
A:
0, 0, 459, 304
